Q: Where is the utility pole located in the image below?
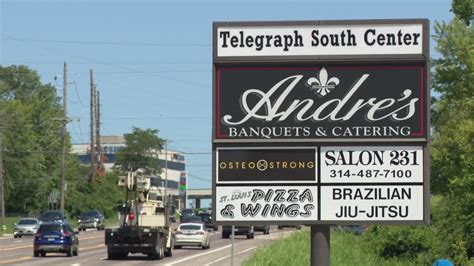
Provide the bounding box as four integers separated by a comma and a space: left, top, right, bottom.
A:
0, 113, 5, 232
90, 69, 95, 183
95, 90, 102, 176
164, 140, 168, 203
60, 62, 67, 210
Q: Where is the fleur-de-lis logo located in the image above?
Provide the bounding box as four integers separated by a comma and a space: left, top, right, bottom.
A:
306, 67, 340, 97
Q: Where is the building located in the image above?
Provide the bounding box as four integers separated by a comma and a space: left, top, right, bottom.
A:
71, 136, 186, 208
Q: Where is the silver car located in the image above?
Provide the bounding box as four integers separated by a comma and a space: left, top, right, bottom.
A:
175, 223, 210, 249
14, 218, 41, 238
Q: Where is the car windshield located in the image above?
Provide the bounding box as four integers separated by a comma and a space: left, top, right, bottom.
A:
40, 212, 63, 220
183, 216, 201, 222
181, 209, 193, 216
18, 219, 37, 225
81, 211, 99, 217
40, 224, 63, 232
179, 224, 201, 230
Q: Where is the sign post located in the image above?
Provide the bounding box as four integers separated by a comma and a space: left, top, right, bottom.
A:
212, 19, 430, 265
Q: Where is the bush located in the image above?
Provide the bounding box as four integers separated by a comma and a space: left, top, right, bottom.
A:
364, 225, 436, 263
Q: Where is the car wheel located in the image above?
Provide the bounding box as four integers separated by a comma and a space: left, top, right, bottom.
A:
34, 251, 39, 257
278, 226, 283, 230
174, 245, 181, 249
246, 234, 252, 239
222, 233, 229, 239
73, 247, 78, 256
201, 243, 206, 250
207, 241, 211, 249
67, 248, 73, 257
41, 251, 46, 257
18, 235, 22, 238
296, 225, 302, 230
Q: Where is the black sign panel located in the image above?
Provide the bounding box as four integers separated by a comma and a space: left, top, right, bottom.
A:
217, 148, 316, 182
216, 65, 425, 140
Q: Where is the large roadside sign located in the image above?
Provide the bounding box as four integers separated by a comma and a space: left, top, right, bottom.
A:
212, 19, 430, 225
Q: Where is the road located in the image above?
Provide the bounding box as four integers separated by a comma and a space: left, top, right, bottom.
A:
0, 226, 298, 265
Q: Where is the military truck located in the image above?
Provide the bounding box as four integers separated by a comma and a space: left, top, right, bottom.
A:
105, 169, 174, 260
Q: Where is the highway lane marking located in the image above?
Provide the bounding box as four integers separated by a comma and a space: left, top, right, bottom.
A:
0, 256, 32, 265
79, 243, 105, 251
164, 244, 232, 266
205, 246, 257, 265
79, 235, 102, 240
0, 244, 31, 251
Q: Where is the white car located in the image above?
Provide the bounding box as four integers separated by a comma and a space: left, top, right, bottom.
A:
175, 223, 210, 249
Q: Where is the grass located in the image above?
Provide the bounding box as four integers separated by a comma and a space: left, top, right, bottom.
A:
0, 216, 21, 235
243, 229, 420, 266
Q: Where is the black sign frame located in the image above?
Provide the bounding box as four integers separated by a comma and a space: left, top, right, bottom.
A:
212, 19, 430, 226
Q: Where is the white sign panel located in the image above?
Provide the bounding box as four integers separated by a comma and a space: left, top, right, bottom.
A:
216, 186, 318, 222
320, 185, 423, 221
217, 24, 423, 57
321, 146, 423, 183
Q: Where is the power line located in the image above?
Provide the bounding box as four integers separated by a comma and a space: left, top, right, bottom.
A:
2, 36, 210, 47
187, 173, 211, 181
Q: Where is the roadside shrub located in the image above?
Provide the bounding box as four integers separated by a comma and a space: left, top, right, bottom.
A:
364, 225, 436, 262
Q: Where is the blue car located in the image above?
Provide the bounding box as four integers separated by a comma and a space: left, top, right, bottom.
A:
33, 222, 79, 257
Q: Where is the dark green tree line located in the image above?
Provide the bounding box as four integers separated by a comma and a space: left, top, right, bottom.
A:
0, 65, 67, 214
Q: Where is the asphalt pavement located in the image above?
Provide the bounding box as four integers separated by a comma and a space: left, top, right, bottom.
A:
0, 226, 299, 265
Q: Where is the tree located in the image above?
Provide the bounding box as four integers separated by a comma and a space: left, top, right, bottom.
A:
115, 127, 165, 174
431, 2, 473, 262
0, 65, 67, 214
451, 0, 474, 25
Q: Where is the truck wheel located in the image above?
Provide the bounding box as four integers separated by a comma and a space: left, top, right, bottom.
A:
107, 252, 118, 260
164, 247, 172, 257
148, 243, 164, 260
277, 226, 283, 230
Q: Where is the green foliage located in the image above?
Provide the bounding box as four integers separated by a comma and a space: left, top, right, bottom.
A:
432, 194, 474, 263
363, 226, 436, 263
115, 127, 164, 174
430, 8, 474, 261
243, 229, 424, 266
66, 171, 125, 219
451, 0, 474, 25
0, 65, 65, 214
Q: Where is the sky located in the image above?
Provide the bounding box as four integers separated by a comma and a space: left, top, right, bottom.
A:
0, 0, 453, 190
